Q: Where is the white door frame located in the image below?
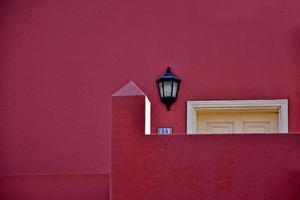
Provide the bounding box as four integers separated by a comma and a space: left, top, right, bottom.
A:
187, 99, 288, 134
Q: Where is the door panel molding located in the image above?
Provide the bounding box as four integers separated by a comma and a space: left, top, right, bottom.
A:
187, 99, 288, 134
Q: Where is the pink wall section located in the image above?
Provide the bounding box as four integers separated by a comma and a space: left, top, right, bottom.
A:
0, 174, 109, 200
111, 87, 300, 200
1, 0, 300, 199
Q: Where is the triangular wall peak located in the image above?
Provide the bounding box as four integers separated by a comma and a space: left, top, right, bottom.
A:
112, 81, 150, 135
112, 81, 146, 97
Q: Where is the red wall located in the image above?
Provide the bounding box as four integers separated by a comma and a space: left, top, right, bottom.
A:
111, 88, 300, 200
1, 0, 300, 199
0, 174, 109, 200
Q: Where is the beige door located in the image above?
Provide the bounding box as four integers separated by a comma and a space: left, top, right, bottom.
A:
197, 109, 279, 134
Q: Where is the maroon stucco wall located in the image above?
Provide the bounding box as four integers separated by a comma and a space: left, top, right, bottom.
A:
111, 86, 300, 200
0, 174, 109, 200
1, 0, 300, 199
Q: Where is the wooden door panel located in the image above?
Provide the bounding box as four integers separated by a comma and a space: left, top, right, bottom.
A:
206, 122, 234, 134
197, 110, 278, 134
242, 121, 271, 133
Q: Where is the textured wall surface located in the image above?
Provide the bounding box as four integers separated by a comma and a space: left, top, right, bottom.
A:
0, 174, 109, 200
111, 86, 300, 200
1, 0, 300, 199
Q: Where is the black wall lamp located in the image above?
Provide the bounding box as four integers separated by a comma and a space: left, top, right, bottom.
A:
156, 67, 181, 111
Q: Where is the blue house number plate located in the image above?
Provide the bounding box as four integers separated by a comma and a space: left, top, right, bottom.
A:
157, 128, 173, 135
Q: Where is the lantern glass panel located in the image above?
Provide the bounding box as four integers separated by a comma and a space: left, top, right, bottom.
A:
163, 81, 172, 97
172, 82, 178, 97
159, 82, 164, 98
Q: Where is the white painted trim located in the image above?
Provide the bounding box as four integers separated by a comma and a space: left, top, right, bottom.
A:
145, 96, 151, 135
186, 99, 288, 134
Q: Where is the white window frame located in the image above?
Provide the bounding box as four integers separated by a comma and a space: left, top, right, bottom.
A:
187, 99, 288, 134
